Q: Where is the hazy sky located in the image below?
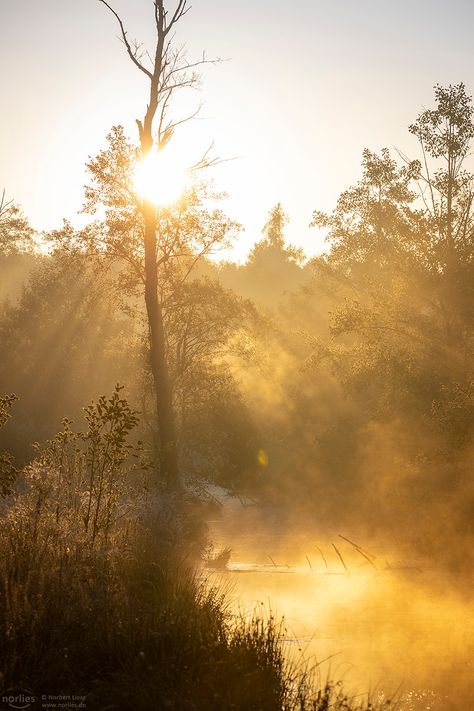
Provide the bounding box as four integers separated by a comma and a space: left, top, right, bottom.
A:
2, 0, 474, 259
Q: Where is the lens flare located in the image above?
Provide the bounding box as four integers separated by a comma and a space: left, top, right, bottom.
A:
257, 449, 269, 468
133, 149, 187, 206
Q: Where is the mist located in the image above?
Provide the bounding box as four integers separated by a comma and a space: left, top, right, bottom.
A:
0, 15, 473, 707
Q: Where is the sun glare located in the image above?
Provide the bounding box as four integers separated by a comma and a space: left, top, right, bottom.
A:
133, 149, 188, 206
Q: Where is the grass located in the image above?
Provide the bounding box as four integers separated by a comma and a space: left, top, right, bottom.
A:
0, 509, 393, 710
0, 394, 393, 709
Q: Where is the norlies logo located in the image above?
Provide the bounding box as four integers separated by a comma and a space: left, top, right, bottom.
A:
0, 689, 36, 710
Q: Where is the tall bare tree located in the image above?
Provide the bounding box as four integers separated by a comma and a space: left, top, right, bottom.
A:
99, 0, 216, 490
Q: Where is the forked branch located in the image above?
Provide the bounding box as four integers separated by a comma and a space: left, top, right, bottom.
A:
164, 0, 190, 35
99, 0, 153, 79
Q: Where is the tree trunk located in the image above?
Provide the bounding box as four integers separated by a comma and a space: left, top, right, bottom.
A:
99, 0, 188, 490
143, 199, 180, 490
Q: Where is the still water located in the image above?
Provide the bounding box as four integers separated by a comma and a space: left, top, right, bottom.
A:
206, 496, 473, 710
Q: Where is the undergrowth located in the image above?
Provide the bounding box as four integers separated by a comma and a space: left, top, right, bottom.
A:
0, 390, 392, 710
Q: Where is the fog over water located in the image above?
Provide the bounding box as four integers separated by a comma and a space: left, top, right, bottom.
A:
1, 1, 474, 707
207, 497, 473, 710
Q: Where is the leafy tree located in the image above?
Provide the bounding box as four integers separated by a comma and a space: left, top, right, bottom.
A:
219, 204, 307, 308
250, 203, 304, 264
81, 127, 236, 300
0, 191, 37, 301
309, 84, 474, 447
0, 394, 17, 497
164, 277, 261, 487
78, 125, 238, 479
0, 249, 140, 457
94, 1, 232, 489
409, 83, 474, 264
261, 203, 290, 250
0, 190, 34, 255
311, 149, 422, 276
407, 83, 474, 337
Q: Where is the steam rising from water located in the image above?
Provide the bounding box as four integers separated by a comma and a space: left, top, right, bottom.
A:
207, 498, 474, 710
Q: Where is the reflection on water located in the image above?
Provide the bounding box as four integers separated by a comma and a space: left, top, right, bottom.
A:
206, 497, 473, 710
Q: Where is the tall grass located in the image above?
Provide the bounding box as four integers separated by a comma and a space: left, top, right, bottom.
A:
0, 532, 391, 709
0, 391, 391, 709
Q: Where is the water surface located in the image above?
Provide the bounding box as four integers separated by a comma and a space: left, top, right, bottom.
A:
207, 497, 473, 710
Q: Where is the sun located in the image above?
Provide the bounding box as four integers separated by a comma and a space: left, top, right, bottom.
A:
133, 149, 188, 206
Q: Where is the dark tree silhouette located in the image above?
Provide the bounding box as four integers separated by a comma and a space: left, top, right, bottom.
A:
99, 0, 218, 489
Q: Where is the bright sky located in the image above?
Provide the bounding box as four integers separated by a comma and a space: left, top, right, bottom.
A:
2, 0, 474, 261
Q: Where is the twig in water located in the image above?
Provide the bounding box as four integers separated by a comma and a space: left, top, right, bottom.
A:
305, 556, 313, 570
338, 534, 378, 570
316, 545, 328, 570
266, 554, 277, 568
338, 534, 377, 561
228, 486, 260, 507
332, 543, 348, 573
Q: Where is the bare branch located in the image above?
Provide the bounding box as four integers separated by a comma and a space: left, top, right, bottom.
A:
394, 145, 443, 197
157, 90, 174, 149
453, 191, 473, 243
99, 0, 153, 79
167, 52, 222, 77
189, 142, 239, 172
164, 0, 191, 36
0, 189, 13, 219
0, 189, 6, 217
158, 101, 203, 149
158, 77, 200, 94
179, 247, 215, 283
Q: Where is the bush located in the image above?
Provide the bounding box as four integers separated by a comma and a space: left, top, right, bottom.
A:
0, 391, 389, 709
